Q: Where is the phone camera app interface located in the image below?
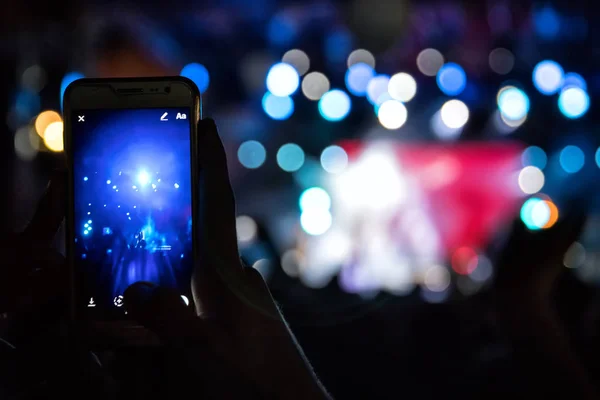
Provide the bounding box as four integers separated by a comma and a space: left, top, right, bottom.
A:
72, 108, 193, 315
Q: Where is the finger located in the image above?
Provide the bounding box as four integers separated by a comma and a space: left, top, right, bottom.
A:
22, 169, 67, 244
197, 118, 240, 266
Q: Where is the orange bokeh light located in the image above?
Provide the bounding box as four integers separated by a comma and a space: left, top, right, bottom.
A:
542, 200, 559, 229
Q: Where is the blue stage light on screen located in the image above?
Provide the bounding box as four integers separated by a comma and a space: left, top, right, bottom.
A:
60, 71, 84, 109
345, 63, 374, 96
558, 87, 589, 119
436, 63, 467, 96
262, 92, 294, 120
137, 170, 150, 186
532, 60, 564, 95
180, 63, 210, 93
559, 145, 585, 173
174, 183, 180, 189
562, 72, 587, 91
238, 140, 266, 169
83, 177, 88, 181
266, 63, 299, 97
521, 146, 547, 169
319, 89, 351, 121
497, 87, 530, 121
277, 143, 305, 172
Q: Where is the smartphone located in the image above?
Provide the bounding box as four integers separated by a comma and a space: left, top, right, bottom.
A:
64, 77, 200, 346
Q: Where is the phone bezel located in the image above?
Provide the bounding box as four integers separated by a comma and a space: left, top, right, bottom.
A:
63, 77, 201, 346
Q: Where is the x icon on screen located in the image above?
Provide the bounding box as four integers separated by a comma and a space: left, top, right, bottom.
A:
78, 115, 85, 122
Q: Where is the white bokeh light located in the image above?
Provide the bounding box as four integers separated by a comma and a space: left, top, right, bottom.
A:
440, 100, 469, 129
236, 215, 258, 243
377, 100, 408, 130
347, 49, 375, 68
301, 72, 330, 101
282, 49, 310, 76
388, 72, 417, 102
300, 209, 333, 236
416, 48, 444, 77
518, 166, 545, 194
266, 62, 300, 97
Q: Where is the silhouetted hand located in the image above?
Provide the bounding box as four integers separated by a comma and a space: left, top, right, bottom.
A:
491, 203, 597, 399
124, 119, 330, 400
0, 171, 68, 343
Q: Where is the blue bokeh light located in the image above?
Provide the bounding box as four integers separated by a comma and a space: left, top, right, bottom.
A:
276, 143, 305, 172
497, 87, 530, 121
60, 71, 85, 109
533, 6, 560, 39
238, 140, 267, 169
520, 198, 545, 230
180, 63, 210, 93
596, 148, 600, 168
521, 146, 547, 169
532, 60, 564, 95
267, 14, 298, 47
345, 63, 375, 96
318, 89, 351, 122
14, 90, 41, 120
266, 63, 299, 97
436, 63, 467, 96
559, 145, 585, 173
558, 87, 590, 119
325, 30, 353, 64
366, 75, 390, 104
562, 72, 587, 91
262, 92, 294, 120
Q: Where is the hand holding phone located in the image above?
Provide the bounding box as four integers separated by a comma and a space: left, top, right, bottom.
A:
64, 78, 200, 346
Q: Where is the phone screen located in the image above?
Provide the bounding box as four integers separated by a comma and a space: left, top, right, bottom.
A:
71, 108, 194, 317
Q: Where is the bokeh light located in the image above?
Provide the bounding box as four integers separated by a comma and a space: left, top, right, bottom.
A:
518, 166, 545, 194
366, 75, 390, 104
564, 242, 586, 269
236, 215, 258, 243
347, 49, 375, 68
238, 140, 266, 169
431, 111, 462, 141
318, 90, 351, 121
488, 48, 514, 75
497, 86, 530, 121
34, 110, 62, 138
300, 209, 332, 236
559, 145, 585, 173
302, 72, 330, 101
60, 71, 84, 108
558, 87, 590, 119
266, 62, 300, 97
423, 265, 451, 292
14, 126, 39, 161
345, 63, 374, 96
436, 63, 467, 96
416, 48, 444, 77
451, 247, 478, 275
180, 63, 210, 93
277, 143, 305, 172
377, 100, 408, 130
388, 73, 417, 102
43, 121, 64, 152
299, 187, 331, 212
262, 92, 294, 120
521, 146, 547, 169
596, 148, 600, 168
282, 49, 310, 76
562, 72, 587, 91
320, 145, 348, 174
520, 197, 557, 230
440, 100, 469, 129
532, 60, 564, 95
